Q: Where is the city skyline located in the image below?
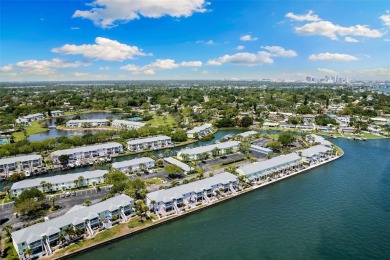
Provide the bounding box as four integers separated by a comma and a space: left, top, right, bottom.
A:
1, 0, 389, 81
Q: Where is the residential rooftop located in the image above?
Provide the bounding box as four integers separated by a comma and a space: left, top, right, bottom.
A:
51, 142, 122, 156
11, 170, 107, 190
0, 154, 42, 165
112, 157, 154, 169
126, 135, 171, 145
179, 141, 239, 155
164, 157, 192, 172
147, 172, 237, 203
187, 123, 212, 134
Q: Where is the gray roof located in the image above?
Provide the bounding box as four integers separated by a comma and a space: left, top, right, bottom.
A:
11, 170, 107, 191
237, 131, 258, 137
308, 134, 333, 146
147, 172, 237, 203
112, 120, 145, 127
164, 157, 192, 172
67, 119, 109, 123
11, 194, 134, 245
187, 124, 212, 134
0, 154, 41, 165
24, 113, 44, 119
112, 157, 154, 169
51, 110, 63, 113
179, 141, 239, 155
239, 153, 301, 176
300, 145, 331, 157
51, 142, 122, 156
126, 135, 171, 145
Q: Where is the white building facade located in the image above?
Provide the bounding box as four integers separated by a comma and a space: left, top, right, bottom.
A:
186, 124, 212, 138
66, 119, 109, 128
111, 120, 145, 129
126, 135, 172, 151
0, 155, 42, 178
177, 141, 240, 161
51, 142, 123, 164
112, 157, 155, 173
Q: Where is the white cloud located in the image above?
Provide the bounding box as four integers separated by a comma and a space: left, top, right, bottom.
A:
380, 14, 390, 26
235, 45, 245, 50
52, 37, 149, 62
240, 34, 258, 41
99, 66, 110, 70
180, 61, 202, 67
344, 36, 359, 42
120, 59, 202, 74
73, 72, 90, 77
205, 40, 215, 45
262, 46, 297, 57
294, 20, 382, 40
309, 53, 358, 61
15, 59, 89, 74
202, 70, 209, 74
0, 65, 13, 72
317, 68, 337, 74
207, 51, 273, 66
285, 10, 320, 22
73, 0, 208, 28
356, 68, 390, 77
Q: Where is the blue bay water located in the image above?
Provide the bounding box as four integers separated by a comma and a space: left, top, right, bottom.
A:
71, 138, 390, 260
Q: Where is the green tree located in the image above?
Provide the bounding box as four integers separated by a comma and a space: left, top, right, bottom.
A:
165, 164, 182, 178
278, 131, 295, 146
4, 186, 11, 198
240, 116, 254, 127
125, 178, 147, 200
84, 199, 91, 206
135, 200, 149, 222
266, 141, 282, 150
58, 154, 69, 165
2, 225, 13, 241
14, 188, 45, 216
49, 196, 57, 208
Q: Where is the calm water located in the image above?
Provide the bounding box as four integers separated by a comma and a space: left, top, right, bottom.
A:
28, 112, 121, 142
71, 138, 390, 260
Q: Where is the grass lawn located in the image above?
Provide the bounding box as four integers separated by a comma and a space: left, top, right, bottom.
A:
145, 178, 164, 185
3, 239, 19, 260
147, 115, 176, 127
12, 120, 48, 142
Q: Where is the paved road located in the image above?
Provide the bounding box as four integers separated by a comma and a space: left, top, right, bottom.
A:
0, 186, 112, 230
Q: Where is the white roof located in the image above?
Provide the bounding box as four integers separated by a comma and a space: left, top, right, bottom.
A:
0, 154, 41, 165
126, 135, 171, 145
23, 113, 44, 119
300, 145, 331, 157
11, 170, 107, 190
263, 122, 279, 126
11, 194, 133, 245
112, 120, 145, 127
67, 119, 109, 123
51, 142, 122, 156
164, 157, 192, 172
308, 134, 333, 146
238, 153, 301, 176
187, 124, 212, 134
179, 141, 239, 155
147, 172, 237, 203
237, 131, 258, 138
249, 145, 273, 153
112, 157, 154, 169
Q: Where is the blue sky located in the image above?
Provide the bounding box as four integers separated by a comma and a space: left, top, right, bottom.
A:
0, 0, 389, 81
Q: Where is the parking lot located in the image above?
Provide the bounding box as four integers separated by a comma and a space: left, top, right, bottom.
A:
198, 153, 247, 170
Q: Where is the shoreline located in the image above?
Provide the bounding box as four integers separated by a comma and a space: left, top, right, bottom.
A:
50, 147, 344, 260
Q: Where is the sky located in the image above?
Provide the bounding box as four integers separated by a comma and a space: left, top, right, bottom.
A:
0, 0, 389, 81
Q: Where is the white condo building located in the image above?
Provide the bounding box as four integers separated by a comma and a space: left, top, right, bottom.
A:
126, 135, 172, 151
112, 157, 155, 173
299, 145, 332, 164
12, 195, 134, 259
66, 119, 109, 128
51, 142, 123, 164
0, 154, 42, 178
10, 170, 107, 197
237, 153, 301, 181
146, 172, 238, 214
111, 120, 145, 129
177, 141, 240, 161
186, 124, 212, 138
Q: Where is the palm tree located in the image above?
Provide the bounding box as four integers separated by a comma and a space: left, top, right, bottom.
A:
40, 181, 47, 192
49, 196, 57, 208
139, 163, 146, 171
25, 248, 33, 259
46, 182, 53, 193
127, 166, 133, 174
197, 172, 204, 180
225, 147, 233, 155
150, 200, 156, 212
74, 179, 79, 188
181, 153, 190, 162
84, 199, 91, 206
78, 176, 85, 187
212, 147, 221, 157
4, 186, 11, 198
2, 225, 13, 241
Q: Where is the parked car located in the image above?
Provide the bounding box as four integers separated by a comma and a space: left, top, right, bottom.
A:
65, 192, 71, 197
0, 217, 9, 225
96, 187, 101, 192
71, 191, 76, 196
60, 193, 65, 198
